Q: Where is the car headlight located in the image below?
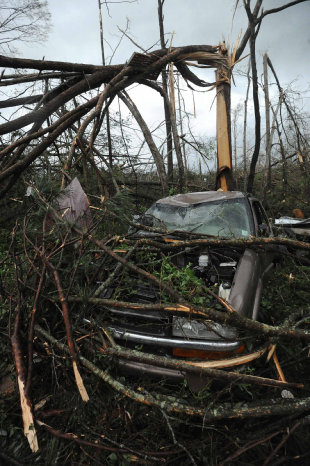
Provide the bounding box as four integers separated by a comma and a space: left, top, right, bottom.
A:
172, 316, 236, 340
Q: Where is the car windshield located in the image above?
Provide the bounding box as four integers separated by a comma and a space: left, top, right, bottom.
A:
145, 198, 253, 238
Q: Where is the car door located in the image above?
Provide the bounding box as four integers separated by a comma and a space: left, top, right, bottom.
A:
228, 200, 274, 320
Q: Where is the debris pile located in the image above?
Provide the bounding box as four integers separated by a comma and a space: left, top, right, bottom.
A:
1, 185, 310, 464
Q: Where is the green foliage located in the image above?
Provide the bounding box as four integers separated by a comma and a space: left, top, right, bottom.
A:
155, 258, 212, 305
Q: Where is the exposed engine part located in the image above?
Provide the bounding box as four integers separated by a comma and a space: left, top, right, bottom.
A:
198, 254, 209, 267
219, 283, 231, 301
174, 246, 240, 287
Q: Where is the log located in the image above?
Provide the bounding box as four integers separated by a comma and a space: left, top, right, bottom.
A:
35, 325, 310, 421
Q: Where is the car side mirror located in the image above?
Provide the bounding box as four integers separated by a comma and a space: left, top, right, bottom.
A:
128, 214, 154, 234
141, 214, 154, 227
132, 214, 141, 223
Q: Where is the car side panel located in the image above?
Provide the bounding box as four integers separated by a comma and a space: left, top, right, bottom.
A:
228, 248, 262, 318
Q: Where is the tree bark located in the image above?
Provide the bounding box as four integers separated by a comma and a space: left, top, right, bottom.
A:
243, 58, 251, 190
35, 325, 310, 421
246, 2, 261, 194
0, 94, 43, 108
169, 64, 185, 191
215, 44, 233, 191
157, 0, 173, 181
0, 45, 218, 137
263, 53, 271, 189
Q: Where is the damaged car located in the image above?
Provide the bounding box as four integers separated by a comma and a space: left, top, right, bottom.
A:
99, 191, 276, 380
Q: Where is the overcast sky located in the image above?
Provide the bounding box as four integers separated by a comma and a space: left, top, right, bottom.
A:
23, 0, 309, 77
15, 0, 310, 169
19, 0, 308, 83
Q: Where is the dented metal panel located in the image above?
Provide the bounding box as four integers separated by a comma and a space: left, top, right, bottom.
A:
157, 190, 246, 207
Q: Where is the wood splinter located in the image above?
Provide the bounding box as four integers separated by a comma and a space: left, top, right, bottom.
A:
11, 316, 39, 452
267, 344, 287, 383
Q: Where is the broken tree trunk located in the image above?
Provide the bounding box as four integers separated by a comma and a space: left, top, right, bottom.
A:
215, 43, 233, 191
11, 302, 39, 452
35, 325, 310, 421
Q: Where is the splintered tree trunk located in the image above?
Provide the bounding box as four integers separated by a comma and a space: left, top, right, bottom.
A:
233, 112, 238, 184
298, 149, 306, 173
11, 302, 39, 452
216, 45, 233, 191
232, 104, 241, 189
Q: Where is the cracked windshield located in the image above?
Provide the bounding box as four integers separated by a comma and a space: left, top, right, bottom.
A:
146, 199, 252, 237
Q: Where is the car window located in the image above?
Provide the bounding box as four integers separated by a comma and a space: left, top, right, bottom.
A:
145, 199, 253, 238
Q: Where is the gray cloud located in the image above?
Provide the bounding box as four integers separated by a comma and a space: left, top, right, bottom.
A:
23, 0, 308, 90
12, 0, 310, 160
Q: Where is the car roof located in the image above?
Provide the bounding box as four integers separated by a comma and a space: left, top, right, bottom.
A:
156, 191, 247, 207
